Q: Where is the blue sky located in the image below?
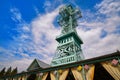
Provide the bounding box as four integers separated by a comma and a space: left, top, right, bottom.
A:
0, 0, 120, 72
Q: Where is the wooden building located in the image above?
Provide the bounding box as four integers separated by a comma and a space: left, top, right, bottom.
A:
0, 51, 120, 80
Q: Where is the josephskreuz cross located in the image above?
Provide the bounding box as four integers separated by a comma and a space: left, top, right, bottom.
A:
57, 4, 82, 34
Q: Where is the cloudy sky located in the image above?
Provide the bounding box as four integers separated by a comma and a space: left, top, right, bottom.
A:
0, 0, 120, 72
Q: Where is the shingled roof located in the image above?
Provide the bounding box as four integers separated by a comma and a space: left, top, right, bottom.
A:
27, 59, 51, 71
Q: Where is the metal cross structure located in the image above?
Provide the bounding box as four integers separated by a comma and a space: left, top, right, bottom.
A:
57, 4, 82, 34
51, 4, 84, 66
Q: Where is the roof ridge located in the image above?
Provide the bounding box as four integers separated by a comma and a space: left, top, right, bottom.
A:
35, 59, 51, 67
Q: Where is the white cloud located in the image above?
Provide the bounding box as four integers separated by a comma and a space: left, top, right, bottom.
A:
31, 5, 62, 63
96, 0, 120, 16
44, 1, 51, 7
77, 28, 120, 59
0, 43, 33, 72
0, 58, 33, 73
10, 8, 22, 22
43, 0, 63, 12
77, 0, 120, 58
0, 47, 14, 57
34, 6, 40, 15
22, 25, 30, 32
